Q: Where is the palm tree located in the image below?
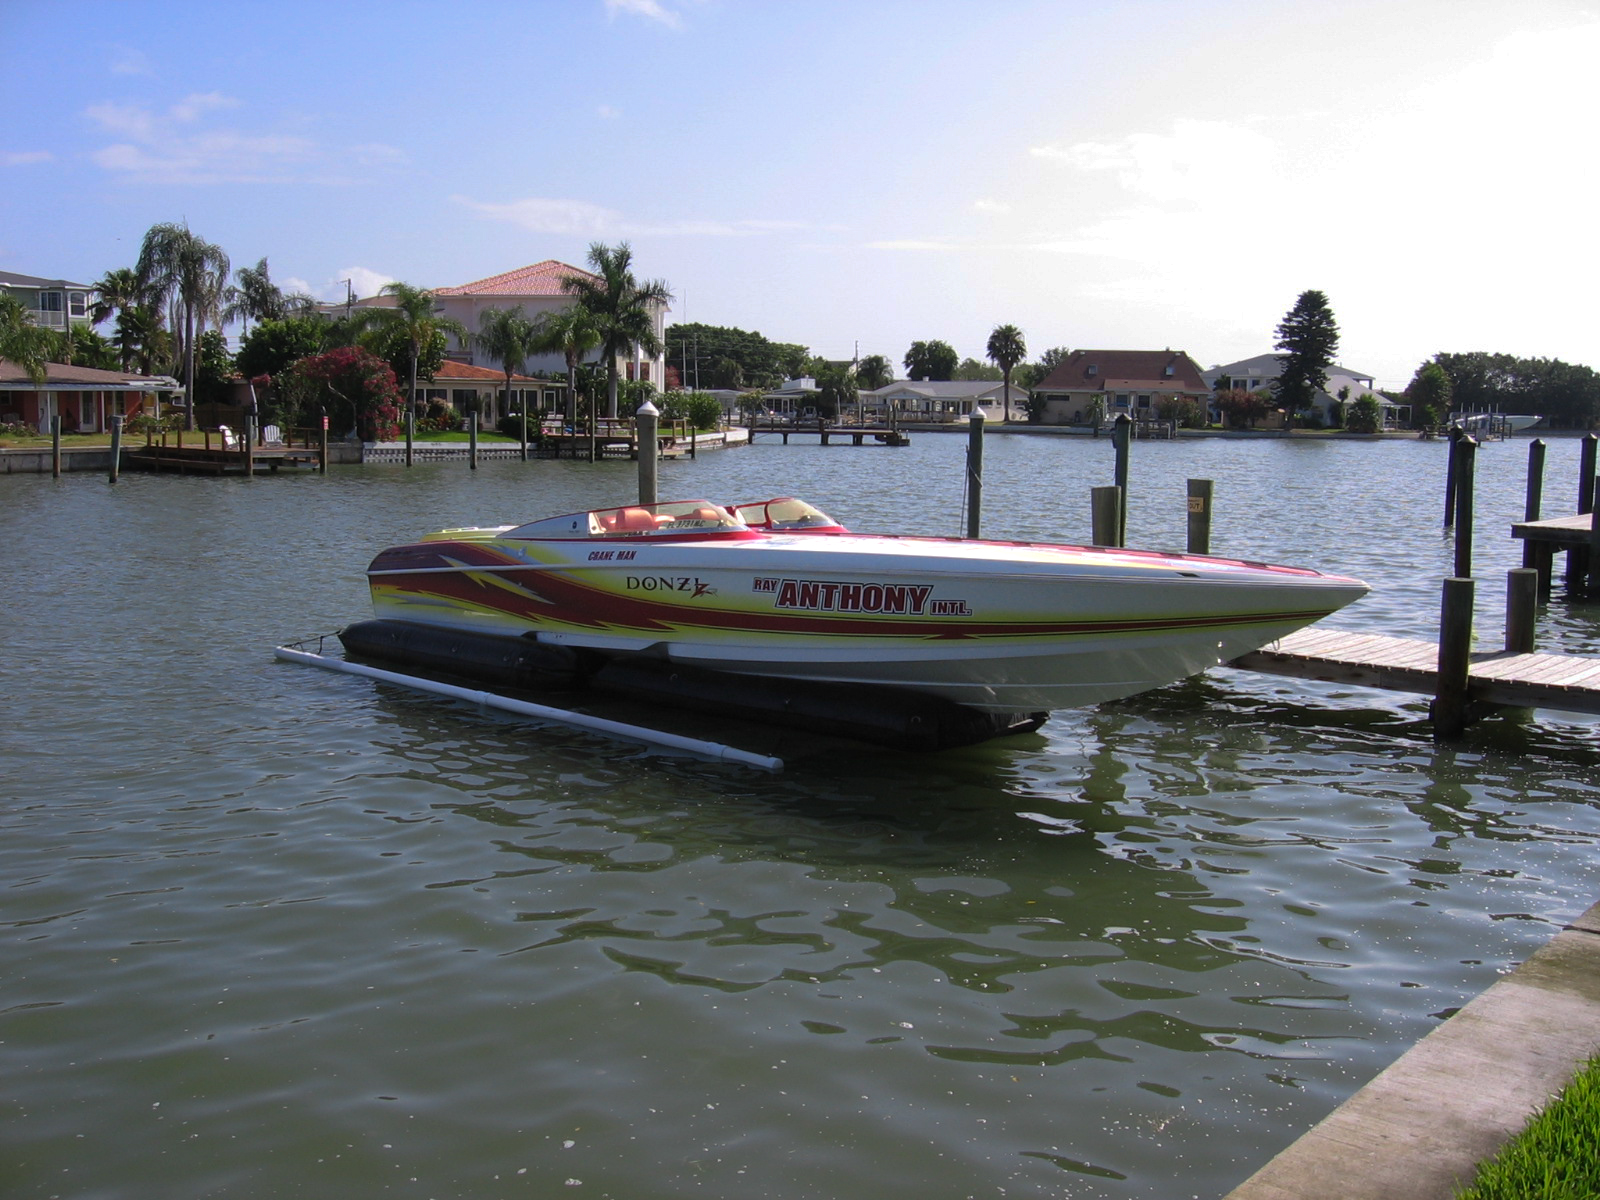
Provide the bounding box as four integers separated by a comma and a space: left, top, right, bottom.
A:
353, 282, 467, 418
856, 353, 893, 391
89, 267, 156, 371
0, 292, 52, 385
560, 242, 672, 419
223, 257, 287, 333
136, 222, 230, 428
986, 324, 1027, 422
533, 306, 601, 428
474, 305, 536, 425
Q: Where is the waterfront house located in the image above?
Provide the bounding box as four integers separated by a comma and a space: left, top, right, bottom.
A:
1204, 353, 1400, 427
340, 260, 669, 405
1031, 350, 1210, 425
0, 359, 179, 433
862, 380, 1028, 424
413, 359, 561, 427
0, 270, 96, 334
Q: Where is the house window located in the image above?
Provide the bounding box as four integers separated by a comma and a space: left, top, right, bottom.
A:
1163, 365, 1174, 377
1115, 393, 1130, 407
38, 291, 63, 312
1087, 364, 1098, 377
1137, 394, 1151, 409
69, 292, 87, 318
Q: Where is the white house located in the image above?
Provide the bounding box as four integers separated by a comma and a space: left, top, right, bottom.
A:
1205, 353, 1397, 426
862, 380, 1028, 423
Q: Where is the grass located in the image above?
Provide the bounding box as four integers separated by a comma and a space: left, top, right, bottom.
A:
1454, 1052, 1600, 1199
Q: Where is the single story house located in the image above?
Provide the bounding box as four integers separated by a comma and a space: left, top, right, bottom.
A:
863, 380, 1029, 423
0, 359, 180, 433
412, 359, 564, 427
1031, 350, 1210, 425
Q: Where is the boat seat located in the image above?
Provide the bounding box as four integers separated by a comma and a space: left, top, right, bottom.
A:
601, 507, 660, 533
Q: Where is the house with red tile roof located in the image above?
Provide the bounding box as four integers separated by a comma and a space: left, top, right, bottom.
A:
1030, 349, 1210, 426
347, 260, 670, 413
412, 359, 562, 425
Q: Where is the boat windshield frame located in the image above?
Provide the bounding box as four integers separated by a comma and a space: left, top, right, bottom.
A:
505, 500, 750, 540
730, 497, 845, 532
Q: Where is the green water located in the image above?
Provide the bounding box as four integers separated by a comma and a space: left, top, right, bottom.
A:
5, 434, 1599, 1199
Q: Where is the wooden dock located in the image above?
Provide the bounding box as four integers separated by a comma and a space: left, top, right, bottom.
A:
1511, 511, 1597, 591
126, 438, 322, 474
747, 420, 909, 446
1231, 626, 1600, 717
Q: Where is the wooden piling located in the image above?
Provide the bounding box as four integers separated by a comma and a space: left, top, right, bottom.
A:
1433, 576, 1476, 738
1091, 486, 1123, 548
1443, 425, 1464, 526
51, 415, 61, 479
1112, 414, 1132, 545
965, 410, 985, 539
469, 411, 479, 471
1523, 439, 1546, 568
1505, 568, 1538, 653
1186, 478, 1213, 555
1580, 434, 1597, 515
405, 409, 415, 468
108, 415, 123, 483
1453, 435, 1477, 579
637, 401, 659, 505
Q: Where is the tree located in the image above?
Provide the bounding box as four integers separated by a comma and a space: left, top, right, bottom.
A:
1273, 289, 1339, 426
561, 241, 672, 419
193, 329, 235, 405
53, 326, 120, 371
1346, 395, 1382, 434
136, 221, 230, 428
475, 305, 537, 420
855, 353, 893, 391
290, 346, 403, 441
533, 306, 602, 427
954, 357, 1003, 381
816, 361, 857, 420
1217, 387, 1273, 430
223, 257, 287, 332
352, 282, 466, 418
986, 323, 1026, 421
236, 316, 329, 382
0, 292, 52, 385
904, 339, 958, 381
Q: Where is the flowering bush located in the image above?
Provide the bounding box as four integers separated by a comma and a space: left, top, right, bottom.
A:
290, 347, 403, 441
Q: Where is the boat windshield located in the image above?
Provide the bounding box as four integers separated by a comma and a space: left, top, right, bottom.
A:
505, 500, 747, 540
730, 498, 845, 531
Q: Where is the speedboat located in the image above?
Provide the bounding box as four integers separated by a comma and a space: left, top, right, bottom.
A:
355, 497, 1367, 715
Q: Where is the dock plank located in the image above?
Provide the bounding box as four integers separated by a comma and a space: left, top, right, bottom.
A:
1231, 626, 1600, 717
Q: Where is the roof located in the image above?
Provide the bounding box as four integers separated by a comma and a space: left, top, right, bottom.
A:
431, 360, 539, 383
433, 260, 599, 298
866, 380, 1026, 398
0, 269, 93, 291
0, 358, 179, 390
1035, 350, 1209, 393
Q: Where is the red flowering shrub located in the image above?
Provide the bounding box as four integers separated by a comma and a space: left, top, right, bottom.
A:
290, 347, 403, 441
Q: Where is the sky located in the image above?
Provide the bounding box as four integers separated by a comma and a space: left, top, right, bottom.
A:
3, 0, 1597, 388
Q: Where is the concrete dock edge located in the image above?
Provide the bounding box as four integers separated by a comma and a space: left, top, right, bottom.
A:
1224, 900, 1600, 1199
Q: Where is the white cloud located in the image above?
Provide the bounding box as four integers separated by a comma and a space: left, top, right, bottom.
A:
604, 0, 682, 28
973, 198, 1011, 214
3, 150, 54, 167
597, 104, 621, 119
83, 92, 400, 185
108, 45, 154, 76
1031, 119, 1276, 199
335, 267, 398, 302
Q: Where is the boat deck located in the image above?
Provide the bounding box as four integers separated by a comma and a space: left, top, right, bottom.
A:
1231, 626, 1600, 715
